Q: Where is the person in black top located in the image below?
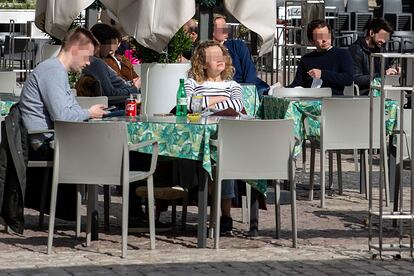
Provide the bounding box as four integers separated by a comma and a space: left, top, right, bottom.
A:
348, 18, 395, 95
287, 20, 354, 95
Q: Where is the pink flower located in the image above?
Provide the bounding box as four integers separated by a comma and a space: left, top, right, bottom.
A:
124, 49, 139, 64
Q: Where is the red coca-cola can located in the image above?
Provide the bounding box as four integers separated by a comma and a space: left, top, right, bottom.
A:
125, 98, 137, 116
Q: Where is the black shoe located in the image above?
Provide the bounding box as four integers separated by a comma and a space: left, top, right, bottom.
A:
220, 216, 233, 236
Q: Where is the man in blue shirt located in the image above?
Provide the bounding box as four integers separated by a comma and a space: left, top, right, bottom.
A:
288, 20, 354, 95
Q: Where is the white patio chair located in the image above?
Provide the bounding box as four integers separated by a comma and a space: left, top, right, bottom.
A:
313, 97, 390, 207
140, 63, 190, 115
0, 70, 16, 94
212, 119, 297, 248
271, 87, 333, 175
47, 121, 158, 258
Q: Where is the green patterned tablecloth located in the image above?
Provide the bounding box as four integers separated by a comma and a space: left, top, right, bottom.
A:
259, 96, 398, 157
241, 84, 260, 117
0, 101, 15, 115
127, 120, 217, 179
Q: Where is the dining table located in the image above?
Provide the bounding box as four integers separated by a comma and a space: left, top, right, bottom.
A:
97, 113, 269, 247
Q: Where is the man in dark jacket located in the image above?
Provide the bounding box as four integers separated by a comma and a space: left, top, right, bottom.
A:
287, 19, 354, 95
348, 18, 395, 95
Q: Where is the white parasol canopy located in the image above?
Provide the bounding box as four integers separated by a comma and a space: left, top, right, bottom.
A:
35, 0, 276, 55
100, 0, 196, 53
224, 0, 276, 56
35, 0, 95, 40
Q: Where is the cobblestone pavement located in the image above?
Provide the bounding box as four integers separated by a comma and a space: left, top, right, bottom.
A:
1, 151, 413, 275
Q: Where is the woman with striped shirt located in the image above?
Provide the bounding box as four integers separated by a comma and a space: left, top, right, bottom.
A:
185, 40, 243, 235
185, 40, 244, 113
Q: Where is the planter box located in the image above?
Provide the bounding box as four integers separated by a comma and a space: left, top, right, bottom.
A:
141, 63, 190, 115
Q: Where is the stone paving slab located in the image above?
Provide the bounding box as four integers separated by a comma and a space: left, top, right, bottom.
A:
0, 151, 413, 275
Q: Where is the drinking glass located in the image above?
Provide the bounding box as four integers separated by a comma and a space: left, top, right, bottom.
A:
191, 95, 203, 114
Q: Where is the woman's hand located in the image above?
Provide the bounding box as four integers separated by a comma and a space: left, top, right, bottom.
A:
207, 96, 228, 107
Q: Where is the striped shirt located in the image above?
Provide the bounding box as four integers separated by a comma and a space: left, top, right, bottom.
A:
184, 78, 243, 112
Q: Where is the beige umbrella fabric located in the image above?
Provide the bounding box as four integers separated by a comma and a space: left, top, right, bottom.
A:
35, 0, 95, 40
34, 0, 275, 55
224, 0, 276, 56
101, 0, 196, 53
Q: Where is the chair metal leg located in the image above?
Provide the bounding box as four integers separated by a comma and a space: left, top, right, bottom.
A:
302, 140, 307, 173
39, 168, 50, 229
361, 150, 369, 200
309, 140, 316, 200
121, 182, 129, 258
383, 142, 390, 207
76, 185, 82, 238
147, 176, 156, 250
289, 161, 297, 248
181, 194, 188, 231
47, 181, 58, 255
328, 151, 333, 190
214, 179, 222, 249
336, 150, 343, 195
209, 187, 216, 239
171, 200, 177, 227
86, 185, 96, 247
241, 195, 247, 224
104, 185, 110, 231
354, 148, 359, 172
274, 181, 281, 239
320, 148, 326, 208
249, 191, 259, 237
246, 184, 251, 229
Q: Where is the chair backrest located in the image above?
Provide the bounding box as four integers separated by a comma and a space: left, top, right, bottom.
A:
272, 87, 332, 98
383, 0, 403, 14
346, 0, 369, 12
75, 96, 108, 109
325, 0, 346, 12
141, 63, 191, 115
321, 97, 381, 150
54, 121, 128, 185
0, 71, 16, 94
217, 119, 295, 181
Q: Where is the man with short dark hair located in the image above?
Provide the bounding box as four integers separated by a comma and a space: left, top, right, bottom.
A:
287, 19, 354, 95
348, 18, 395, 95
19, 27, 107, 221
20, 27, 107, 155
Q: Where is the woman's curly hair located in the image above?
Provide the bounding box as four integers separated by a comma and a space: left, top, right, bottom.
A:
188, 40, 234, 83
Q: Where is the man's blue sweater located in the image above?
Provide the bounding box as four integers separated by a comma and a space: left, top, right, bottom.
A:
288, 47, 354, 95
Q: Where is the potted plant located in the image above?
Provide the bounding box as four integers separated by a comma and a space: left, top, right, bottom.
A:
129, 28, 194, 115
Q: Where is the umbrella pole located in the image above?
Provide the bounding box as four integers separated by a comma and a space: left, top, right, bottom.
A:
86, 7, 98, 29
198, 5, 213, 42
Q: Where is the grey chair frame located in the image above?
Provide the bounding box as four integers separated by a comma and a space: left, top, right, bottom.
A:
47, 120, 158, 258
212, 119, 297, 249
313, 97, 390, 207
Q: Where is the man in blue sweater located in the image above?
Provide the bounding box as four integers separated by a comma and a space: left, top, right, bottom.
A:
213, 14, 269, 96
287, 20, 354, 95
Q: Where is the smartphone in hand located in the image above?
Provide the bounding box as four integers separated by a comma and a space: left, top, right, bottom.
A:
104, 106, 117, 112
